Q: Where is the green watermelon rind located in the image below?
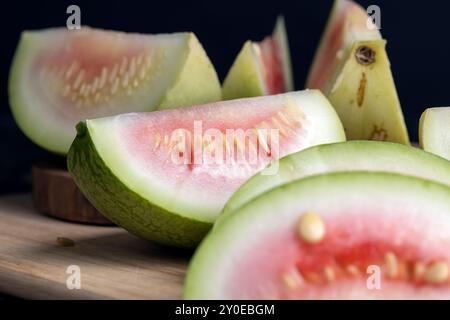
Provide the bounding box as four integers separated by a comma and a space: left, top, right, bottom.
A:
221, 140, 450, 218
157, 33, 222, 109
222, 16, 293, 100
221, 41, 266, 100
184, 172, 450, 299
274, 15, 294, 92
8, 33, 62, 152
67, 121, 211, 248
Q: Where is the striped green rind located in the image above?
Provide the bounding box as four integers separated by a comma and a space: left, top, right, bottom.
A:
221, 141, 450, 218
67, 122, 211, 248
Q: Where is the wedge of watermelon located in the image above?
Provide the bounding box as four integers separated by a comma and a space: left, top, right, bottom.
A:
222, 16, 293, 100
68, 90, 345, 248
306, 0, 409, 144
185, 172, 450, 299
9, 27, 221, 154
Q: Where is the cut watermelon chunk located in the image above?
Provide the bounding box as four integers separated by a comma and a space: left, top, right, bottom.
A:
67, 90, 345, 248
306, 0, 409, 144
9, 27, 221, 154
420, 107, 450, 160
185, 172, 450, 299
222, 16, 293, 100
222, 141, 450, 216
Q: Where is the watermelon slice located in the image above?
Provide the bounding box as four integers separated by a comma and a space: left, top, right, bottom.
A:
67, 90, 345, 248
420, 107, 450, 160
222, 141, 450, 216
222, 16, 293, 100
306, 0, 409, 144
185, 172, 450, 299
9, 27, 221, 154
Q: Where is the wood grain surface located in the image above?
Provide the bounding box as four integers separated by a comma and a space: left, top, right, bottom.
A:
0, 194, 190, 300
32, 158, 112, 225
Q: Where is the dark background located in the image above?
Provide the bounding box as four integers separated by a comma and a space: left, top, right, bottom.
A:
1, 0, 449, 194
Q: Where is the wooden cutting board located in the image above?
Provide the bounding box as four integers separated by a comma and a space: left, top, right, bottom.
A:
0, 194, 190, 299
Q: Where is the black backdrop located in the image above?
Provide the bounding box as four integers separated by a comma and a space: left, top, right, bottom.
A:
1, 0, 450, 194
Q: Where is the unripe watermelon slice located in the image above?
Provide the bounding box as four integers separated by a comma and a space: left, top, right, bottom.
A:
67, 90, 345, 248
9, 27, 221, 154
223, 141, 450, 215
185, 172, 450, 299
306, 0, 409, 144
222, 16, 293, 100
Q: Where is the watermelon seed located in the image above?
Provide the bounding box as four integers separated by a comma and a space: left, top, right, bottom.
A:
270, 117, 290, 138
136, 53, 144, 67
384, 252, 399, 278
152, 133, 161, 150
119, 57, 128, 76
298, 212, 325, 244
282, 270, 303, 289
92, 77, 99, 93
346, 264, 361, 276
109, 64, 119, 83
73, 69, 85, 90
324, 266, 335, 282
130, 57, 137, 78
424, 262, 449, 285
79, 83, 87, 97
233, 136, 245, 155
110, 78, 119, 95
355, 46, 376, 66
413, 262, 426, 281
99, 67, 108, 89
65, 61, 78, 79
256, 129, 270, 154
276, 110, 295, 128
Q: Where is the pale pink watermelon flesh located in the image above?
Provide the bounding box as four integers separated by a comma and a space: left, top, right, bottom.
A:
306, 0, 381, 93
222, 17, 293, 100
94, 90, 345, 222
10, 27, 221, 154
34, 30, 154, 116
258, 36, 285, 94
258, 17, 293, 94
68, 90, 345, 248
228, 213, 450, 299
119, 99, 303, 200
185, 173, 450, 299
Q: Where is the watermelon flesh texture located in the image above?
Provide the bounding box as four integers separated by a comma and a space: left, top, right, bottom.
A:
185, 172, 450, 299
68, 90, 345, 247
222, 141, 450, 215
9, 27, 221, 154
420, 107, 450, 161
222, 16, 293, 100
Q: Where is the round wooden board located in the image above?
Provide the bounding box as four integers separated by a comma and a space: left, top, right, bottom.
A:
32, 157, 113, 225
